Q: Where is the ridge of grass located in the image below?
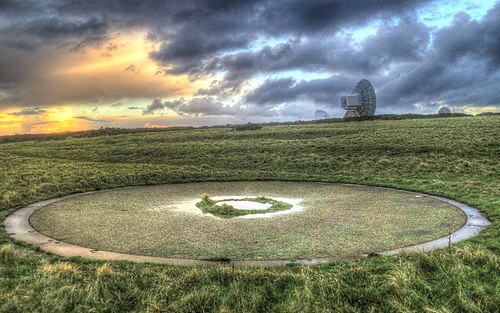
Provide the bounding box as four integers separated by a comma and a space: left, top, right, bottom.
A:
196, 194, 292, 218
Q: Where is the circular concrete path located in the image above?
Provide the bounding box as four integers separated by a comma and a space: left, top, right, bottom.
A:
3, 183, 490, 267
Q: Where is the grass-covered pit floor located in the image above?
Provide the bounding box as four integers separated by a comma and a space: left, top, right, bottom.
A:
30, 181, 465, 261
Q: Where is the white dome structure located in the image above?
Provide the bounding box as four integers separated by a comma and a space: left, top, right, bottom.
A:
438, 107, 452, 114
314, 110, 330, 120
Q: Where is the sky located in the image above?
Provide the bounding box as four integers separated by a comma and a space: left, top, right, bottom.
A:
0, 0, 499, 135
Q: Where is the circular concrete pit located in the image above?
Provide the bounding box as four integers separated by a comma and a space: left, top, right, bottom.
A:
4, 181, 490, 266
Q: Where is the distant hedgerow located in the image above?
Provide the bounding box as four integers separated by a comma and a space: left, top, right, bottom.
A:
233, 123, 262, 131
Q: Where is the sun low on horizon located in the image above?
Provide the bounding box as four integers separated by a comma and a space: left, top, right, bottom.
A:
0, 31, 206, 135
1, 0, 499, 136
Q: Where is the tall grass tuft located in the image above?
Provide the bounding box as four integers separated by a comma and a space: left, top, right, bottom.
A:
0, 244, 24, 264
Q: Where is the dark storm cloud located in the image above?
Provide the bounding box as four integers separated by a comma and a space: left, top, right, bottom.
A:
124, 65, 137, 73
166, 97, 241, 116
245, 76, 356, 106
257, 0, 431, 36
195, 16, 430, 93
433, 9, 500, 67
0, 0, 498, 118
245, 78, 297, 105
74, 116, 110, 123
0, 83, 14, 90
143, 98, 237, 116
143, 98, 172, 115
241, 16, 430, 108
0, 2, 112, 108
378, 3, 500, 111
143, 97, 275, 117
32, 121, 60, 126
22, 16, 108, 42
109, 100, 123, 107
243, 3, 500, 113
7, 107, 46, 116
147, 0, 431, 75
0, 0, 47, 19
1, 9, 109, 51
36, 0, 427, 75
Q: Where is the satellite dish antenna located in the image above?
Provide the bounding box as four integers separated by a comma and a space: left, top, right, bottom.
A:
314, 110, 330, 120
438, 106, 451, 114
340, 79, 376, 118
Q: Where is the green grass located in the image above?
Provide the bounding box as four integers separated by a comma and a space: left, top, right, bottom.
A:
196, 194, 293, 218
0, 116, 499, 312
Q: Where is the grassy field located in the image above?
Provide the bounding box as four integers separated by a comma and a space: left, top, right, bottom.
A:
30, 181, 465, 260
0, 116, 499, 312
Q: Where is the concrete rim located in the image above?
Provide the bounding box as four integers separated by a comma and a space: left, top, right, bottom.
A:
3, 182, 491, 267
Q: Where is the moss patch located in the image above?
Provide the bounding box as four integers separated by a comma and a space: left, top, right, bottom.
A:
196, 194, 293, 218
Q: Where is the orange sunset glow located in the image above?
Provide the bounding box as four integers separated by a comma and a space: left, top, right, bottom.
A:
0, 32, 210, 135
